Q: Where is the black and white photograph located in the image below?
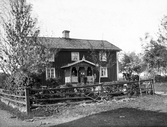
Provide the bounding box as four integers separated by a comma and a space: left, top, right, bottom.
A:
0, 0, 167, 127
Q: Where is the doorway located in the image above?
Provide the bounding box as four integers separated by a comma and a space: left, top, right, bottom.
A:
78, 67, 86, 83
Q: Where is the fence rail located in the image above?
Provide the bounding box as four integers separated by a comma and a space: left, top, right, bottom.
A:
0, 79, 155, 114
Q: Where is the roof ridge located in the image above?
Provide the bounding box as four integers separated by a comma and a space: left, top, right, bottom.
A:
37, 36, 107, 42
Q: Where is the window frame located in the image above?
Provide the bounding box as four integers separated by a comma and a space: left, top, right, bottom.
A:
71, 52, 80, 61
46, 68, 56, 79
100, 67, 108, 78
99, 52, 107, 61
48, 54, 55, 62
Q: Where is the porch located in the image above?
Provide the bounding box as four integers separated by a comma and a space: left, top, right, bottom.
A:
61, 56, 96, 85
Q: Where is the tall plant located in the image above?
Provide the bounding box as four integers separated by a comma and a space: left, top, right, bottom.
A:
0, 0, 56, 75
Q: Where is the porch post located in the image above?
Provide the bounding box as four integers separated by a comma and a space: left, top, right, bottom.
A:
76, 66, 79, 83
70, 67, 72, 83
85, 66, 88, 76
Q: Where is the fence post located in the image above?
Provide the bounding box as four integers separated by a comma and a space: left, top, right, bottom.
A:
151, 79, 155, 95
25, 87, 30, 115
100, 83, 104, 93
138, 79, 142, 96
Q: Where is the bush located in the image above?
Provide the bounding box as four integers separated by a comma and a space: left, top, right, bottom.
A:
3, 71, 44, 91
3, 71, 29, 93
0, 73, 8, 88
155, 75, 167, 83
46, 78, 60, 88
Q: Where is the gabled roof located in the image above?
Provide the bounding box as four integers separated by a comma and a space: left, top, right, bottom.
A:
38, 37, 121, 51
61, 56, 96, 69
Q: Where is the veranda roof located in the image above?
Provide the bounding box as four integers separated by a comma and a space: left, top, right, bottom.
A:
61, 56, 96, 69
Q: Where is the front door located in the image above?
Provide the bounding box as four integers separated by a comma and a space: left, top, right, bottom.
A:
78, 67, 86, 83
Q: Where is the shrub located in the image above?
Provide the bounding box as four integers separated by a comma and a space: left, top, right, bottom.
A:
0, 73, 8, 88
46, 78, 60, 88
3, 71, 29, 94
3, 71, 44, 92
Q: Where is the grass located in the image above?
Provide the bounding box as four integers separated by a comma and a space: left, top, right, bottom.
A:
0, 100, 33, 120
154, 82, 167, 93
52, 107, 167, 127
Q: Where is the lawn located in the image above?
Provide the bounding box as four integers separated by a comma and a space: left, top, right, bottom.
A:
0, 82, 167, 127
154, 82, 167, 93
52, 107, 167, 127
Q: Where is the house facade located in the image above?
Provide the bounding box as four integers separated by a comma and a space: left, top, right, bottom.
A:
41, 30, 121, 85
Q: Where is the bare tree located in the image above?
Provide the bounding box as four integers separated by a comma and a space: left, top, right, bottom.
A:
89, 41, 116, 83
0, 0, 57, 75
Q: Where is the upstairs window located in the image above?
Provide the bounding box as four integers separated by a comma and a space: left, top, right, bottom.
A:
48, 54, 54, 62
99, 52, 107, 61
46, 68, 55, 79
71, 52, 79, 61
100, 67, 108, 77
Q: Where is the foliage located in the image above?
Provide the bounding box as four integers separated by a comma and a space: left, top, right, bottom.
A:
0, 73, 8, 88
3, 71, 29, 91
0, 0, 55, 75
119, 52, 146, 74
141, 16, 167, 76
46, 78, 60, 88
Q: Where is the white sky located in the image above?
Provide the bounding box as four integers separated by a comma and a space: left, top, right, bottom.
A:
27, 0, 167, 53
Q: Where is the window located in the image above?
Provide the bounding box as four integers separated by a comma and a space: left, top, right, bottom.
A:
71, 52, 79, 61
46, 68, 55, 79
48, 54, 54, 62
99, 52, 107, 61
100, 67, 108, 77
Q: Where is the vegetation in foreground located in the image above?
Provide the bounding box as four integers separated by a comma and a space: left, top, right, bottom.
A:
0, 100, 32, 120
0, 92, 166, 121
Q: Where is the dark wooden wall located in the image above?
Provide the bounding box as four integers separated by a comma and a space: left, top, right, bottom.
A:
52, 49, 117, 85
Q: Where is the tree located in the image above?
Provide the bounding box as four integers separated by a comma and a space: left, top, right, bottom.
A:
142, 39, 165, 74
89, 41, 116, 84
0, 0, 56, 75
141, 22, 167, 76
120, 52, 146, 75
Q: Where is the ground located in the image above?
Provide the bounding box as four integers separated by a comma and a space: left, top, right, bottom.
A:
1, 95, 167, 127
53, 107, 167, 127
0, 82, 167, 127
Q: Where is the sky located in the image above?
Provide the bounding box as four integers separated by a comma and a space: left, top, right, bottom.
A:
27, 0, 167, 53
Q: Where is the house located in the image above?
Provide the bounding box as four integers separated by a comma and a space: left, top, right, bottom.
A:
40, 30, 121, 85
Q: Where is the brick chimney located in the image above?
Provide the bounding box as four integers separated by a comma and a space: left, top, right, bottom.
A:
62, 30, 70, 38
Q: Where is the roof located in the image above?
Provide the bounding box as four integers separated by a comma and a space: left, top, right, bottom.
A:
61, 56, 96, 69
37, 37, 121, 51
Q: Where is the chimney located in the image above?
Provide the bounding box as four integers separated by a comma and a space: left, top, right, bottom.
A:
62, 30, 70, 38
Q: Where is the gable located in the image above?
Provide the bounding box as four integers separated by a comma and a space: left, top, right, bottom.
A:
61, 58, 96, 69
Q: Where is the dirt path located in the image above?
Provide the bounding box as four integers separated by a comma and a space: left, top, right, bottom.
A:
0, 108, 85, 127
0, 109, 39, 127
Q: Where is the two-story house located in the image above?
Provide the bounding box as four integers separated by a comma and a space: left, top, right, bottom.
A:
40, 30, 121, 85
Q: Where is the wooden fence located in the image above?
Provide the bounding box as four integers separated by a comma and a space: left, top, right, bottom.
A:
0, 79, 155, 114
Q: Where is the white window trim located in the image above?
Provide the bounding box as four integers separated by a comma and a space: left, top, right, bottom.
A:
46, 68, 56, 79
100, 67, 108, 78
71, 52, 80, 61
99, 52, 107, 61
48, 54, 54, 62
